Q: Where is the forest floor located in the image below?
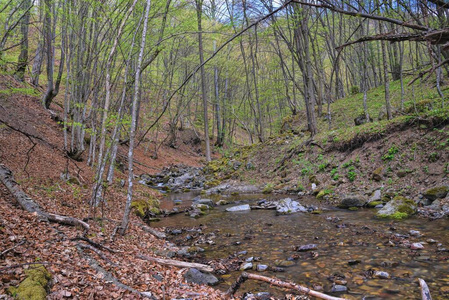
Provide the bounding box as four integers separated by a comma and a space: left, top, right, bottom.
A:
0, 74, 226, 299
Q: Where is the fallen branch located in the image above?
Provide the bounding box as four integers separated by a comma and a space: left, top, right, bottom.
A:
419, 278, 432, 300
137, 254, 214, 273
71, 236, 118, 253
77, 243, 117, 266
0, 164, 89, 231
226, 272, 346, 300
0, 239, 26, 258
76, 246, 154, 299
140, 225, 167, 239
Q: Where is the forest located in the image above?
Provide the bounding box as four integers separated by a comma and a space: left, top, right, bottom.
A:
1, 0, 449, 299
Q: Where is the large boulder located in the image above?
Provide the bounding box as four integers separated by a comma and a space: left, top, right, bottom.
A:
423, 186, 449, 202
276, 198, 307, 214
339, 194, 367, 208
377, 196, 417, 219
184, 268, 218, 286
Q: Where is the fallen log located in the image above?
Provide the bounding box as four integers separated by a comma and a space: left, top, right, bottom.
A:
137, 254, 214, 273
140, 225, 167, 239
226, 272, 346, 300
0, 164, 89, 231
419, 278, 432, 300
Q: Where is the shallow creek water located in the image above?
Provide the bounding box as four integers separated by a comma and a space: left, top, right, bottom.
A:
152, 193, 449, 299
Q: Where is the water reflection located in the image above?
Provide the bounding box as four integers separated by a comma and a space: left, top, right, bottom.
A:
152, 193, 449, 299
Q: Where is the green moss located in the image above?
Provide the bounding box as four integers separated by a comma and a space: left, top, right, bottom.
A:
204, 180, 220, 188
378, 211, 408, 220
423, 186, 449, 199
8, 265, 51, 300
367, 201, 382, 208
131, 197, 160, 217
348, 207, 359, 211
262, 183, 274, 194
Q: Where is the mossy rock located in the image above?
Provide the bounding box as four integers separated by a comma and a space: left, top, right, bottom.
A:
309, 175, 319, 185
423, 186, 449, 201
262, 183, 274, 194
131, 197, 161, 217
348, 207, 359, 211
376, 196, 416, 219
8, 265, 51, 300
372, 167, 383, 181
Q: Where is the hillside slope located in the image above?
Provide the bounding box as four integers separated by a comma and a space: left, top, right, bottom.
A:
0, 75, 225, 299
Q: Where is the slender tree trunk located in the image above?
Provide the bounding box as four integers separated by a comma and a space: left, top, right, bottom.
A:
15, 0, 31, 81
196, 0, 211, 161
379, 23, 392, 120
121, 0, 151, 235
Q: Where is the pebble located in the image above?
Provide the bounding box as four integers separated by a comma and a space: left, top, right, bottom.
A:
331, 285, 347, 292
240, 262, 253, 270
237, 250, 247, 255
426, 239, 437, 244
245, 257, 254, 262
410, 243, 424, 250
348, 259, 361, 265
409, 230, 421, 237
296, 244, 318, 251
373, 271, 390, 279
256, 264, 268, 272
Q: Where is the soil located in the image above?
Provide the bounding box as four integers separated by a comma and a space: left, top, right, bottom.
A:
0, 74, 225, 299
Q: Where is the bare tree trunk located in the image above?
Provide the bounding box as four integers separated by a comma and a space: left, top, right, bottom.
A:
379, 23, 392, 120
120, 0, 151, 235
196, 0, 211, 161
91, 0, 138, 206
14, 0, 31, 81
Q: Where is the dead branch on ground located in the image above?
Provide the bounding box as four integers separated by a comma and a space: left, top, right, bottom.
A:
226, 272, 346, 300
0, 164, 89, 231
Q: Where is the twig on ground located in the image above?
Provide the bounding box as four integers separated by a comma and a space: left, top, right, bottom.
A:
71, 236, 118, 253
76, 243, 117, 266
0, 239, 26, 258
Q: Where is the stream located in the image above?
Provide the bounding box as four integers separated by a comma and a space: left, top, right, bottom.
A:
151, 192, 449, 299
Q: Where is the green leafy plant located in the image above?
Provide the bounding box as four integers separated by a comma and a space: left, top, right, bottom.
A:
347, 171, 356, 182
382, 145, 399, 161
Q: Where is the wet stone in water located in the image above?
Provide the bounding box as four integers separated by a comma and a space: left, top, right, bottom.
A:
373, 271, 390, 279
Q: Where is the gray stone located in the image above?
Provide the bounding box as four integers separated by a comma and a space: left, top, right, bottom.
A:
375, 204, 384, 208
276, 198, 307, 214
409, 230, 421, 237
373, 271, 390, 279
296, 244, 318, 251
410, 243, 424, 250
369, 190, 382, 202
184, 268, 219, 286
257, 264, 268, 272
331, 285, 347, 292
226, 204, 251, 212
240, 262, 253, 270
217, 199, 228, 205
193, 198, 215, 207
339, 194, 367, 208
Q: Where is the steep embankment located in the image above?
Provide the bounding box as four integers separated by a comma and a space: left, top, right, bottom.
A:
205, 81, 449, 217
0, 75, 225, 299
